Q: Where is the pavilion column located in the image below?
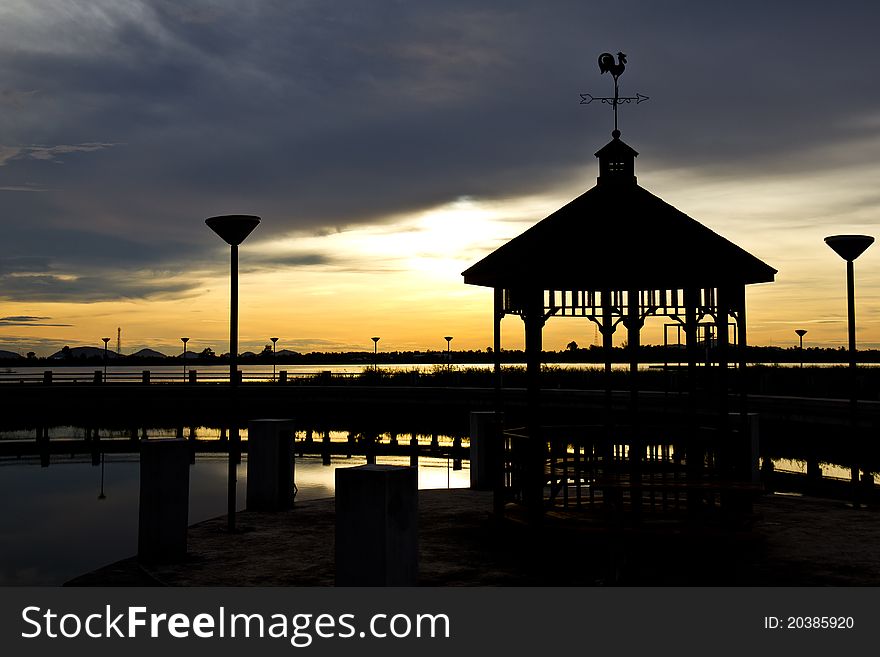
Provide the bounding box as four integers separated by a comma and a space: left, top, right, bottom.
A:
522, 290, 545, 521
493, 287, 503, 410
736, 286, 750, 480
625, 289, 644, 512
601, 289, 616, 470
716, 286, 731, 476
683, 287, 701, 510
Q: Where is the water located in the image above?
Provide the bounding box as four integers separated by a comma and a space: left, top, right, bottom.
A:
0, 453, 469, 586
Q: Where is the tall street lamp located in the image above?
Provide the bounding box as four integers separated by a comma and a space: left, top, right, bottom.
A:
794, 329, 807, 368
825, 234, 873, 504
270, 337, 279, 381
444, 336, 453, 366
371, 337, 380, 370
181, 337, 189, 381
101, 337, 111, 381
206, 214, 261, 533
824, 235, 874, 373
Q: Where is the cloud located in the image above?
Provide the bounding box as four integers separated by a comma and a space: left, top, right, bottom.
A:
0, 273, 199, 303
0, 315, 72, 327
0, 88, 38, 108
0, 142, 118, 166
0, 0, 878, 309
239, 252, 332, 273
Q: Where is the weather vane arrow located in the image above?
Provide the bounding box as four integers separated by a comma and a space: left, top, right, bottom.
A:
580, 51, 649, 136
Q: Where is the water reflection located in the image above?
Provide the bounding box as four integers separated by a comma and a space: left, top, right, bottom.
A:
0, 452, 468, 586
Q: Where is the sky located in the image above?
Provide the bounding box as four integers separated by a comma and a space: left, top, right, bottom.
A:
1, 0, 879, 356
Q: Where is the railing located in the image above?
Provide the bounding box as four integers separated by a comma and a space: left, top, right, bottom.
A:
500, 421, 764, 520
0, 370, 361, 385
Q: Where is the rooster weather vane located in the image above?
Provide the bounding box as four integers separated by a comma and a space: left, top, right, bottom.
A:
580, 52, 649, 137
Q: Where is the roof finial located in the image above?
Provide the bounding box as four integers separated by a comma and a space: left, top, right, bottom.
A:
580, 51, 649, 137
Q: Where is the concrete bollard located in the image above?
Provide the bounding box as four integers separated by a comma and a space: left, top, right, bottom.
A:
138, 438, 190, 564
335, 465, 418, 586
470, 411, 502, 490
246, 419, 296, 511
142, 370, 150, 384
43, 370, 52, 384
93, 370, 102, 384
278, 370, 288, 384
188, 369, 197, 384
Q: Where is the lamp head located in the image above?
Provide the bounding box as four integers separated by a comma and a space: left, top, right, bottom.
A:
206, 215, 261, 246
824, 235, 874, 262
270, 337, 279, 344
181, 337, 189, 344
795, 329, 807, 337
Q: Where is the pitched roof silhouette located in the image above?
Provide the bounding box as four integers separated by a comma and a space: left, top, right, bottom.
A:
463, 137, 776, 291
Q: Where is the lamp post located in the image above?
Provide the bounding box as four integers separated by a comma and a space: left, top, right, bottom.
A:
444, 336, 453, 367
795, 329, 807, 368
181, 337, 189, 381
206, 214, 261, 533
371, 337, 380, 370
825, 234, 873, 505
270, 337, 279, 381
101, 337, 110, 381
824, 235, 874, 373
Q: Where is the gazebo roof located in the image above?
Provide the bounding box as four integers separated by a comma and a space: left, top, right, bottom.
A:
463, 138, 776, 291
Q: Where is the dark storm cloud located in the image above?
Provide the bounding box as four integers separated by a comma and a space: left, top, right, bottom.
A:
1, 0, 879, 302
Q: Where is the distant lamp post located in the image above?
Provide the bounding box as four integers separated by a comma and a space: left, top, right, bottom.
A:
824, 235, 874, 373
270, 337, 279, 381
371, 337, 380, 370
444, 336, 453, 366
206, 214, 261, 533
794, 329, 807, 368
101, 337, 111, 381
181, 337, 189, 381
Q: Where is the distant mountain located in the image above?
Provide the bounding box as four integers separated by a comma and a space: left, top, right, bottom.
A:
129, 348, 168, 358
276, 349, 301, 357
49, 346, 119, 359
0, 350, 23, 359
240, 351, 257, 358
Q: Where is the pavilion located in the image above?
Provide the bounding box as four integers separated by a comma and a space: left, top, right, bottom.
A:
462, 129, 776, 521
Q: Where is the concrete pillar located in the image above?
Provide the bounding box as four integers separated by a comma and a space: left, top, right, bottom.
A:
335, 465, 418, 586
246, 419, 296, 511
470, 411, 501, 490
138, 438, 190, 563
